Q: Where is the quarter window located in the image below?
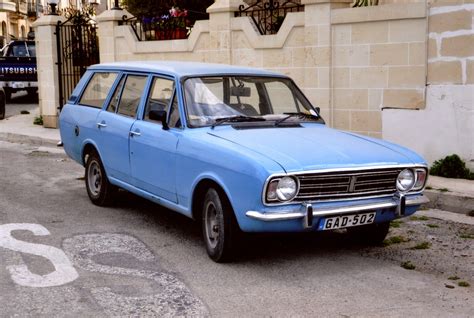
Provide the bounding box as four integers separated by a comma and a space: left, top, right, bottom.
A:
116, 75, 148, 118
79, 72, 118, 108
144, 77, 175, 121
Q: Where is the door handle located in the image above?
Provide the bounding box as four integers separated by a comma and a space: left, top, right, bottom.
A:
97, 122, 107, 128
130, 131, 141, 137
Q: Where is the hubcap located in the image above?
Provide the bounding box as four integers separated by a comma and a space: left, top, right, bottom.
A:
204, 201, 219, 249
87, 160, 102, 196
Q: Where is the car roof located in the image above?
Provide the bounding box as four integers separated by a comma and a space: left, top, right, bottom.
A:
89, 61, 286, 79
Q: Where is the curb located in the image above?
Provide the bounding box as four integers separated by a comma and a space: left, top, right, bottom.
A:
423, 189, 474, 216
0, 132, 59, 147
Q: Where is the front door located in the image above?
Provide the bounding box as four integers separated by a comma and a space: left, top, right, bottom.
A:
129, 76, 180, 203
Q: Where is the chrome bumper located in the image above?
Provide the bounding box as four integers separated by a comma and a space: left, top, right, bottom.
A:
246, 194, 429, 226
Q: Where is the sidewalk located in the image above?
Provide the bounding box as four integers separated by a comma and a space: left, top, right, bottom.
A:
0, 110, 473, 215
0, 109, 60, 147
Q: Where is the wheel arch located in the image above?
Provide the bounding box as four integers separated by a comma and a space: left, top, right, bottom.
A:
81, 141, 101, 166
191, 178, 237, 227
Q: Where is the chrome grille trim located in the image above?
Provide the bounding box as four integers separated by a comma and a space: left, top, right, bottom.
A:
294, 168, 401, 201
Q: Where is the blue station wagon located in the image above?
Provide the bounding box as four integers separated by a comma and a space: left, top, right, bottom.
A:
59, 61, 429, 262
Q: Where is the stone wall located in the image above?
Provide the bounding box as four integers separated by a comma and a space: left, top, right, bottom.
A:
330, 3, 427, 138
383, 0, 473, 169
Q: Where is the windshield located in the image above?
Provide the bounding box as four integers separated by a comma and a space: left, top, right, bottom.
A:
183, 76, 320, 127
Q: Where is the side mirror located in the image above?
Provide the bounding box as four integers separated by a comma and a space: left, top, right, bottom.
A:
149, 110, 169, 130
315, 107, 320, 114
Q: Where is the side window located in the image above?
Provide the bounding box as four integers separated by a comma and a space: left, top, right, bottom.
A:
168, 94, 181, 128
79, 72, 118, 108
117, 75, 147, 118
106, 76, 125, 113
144, 77, 175, 121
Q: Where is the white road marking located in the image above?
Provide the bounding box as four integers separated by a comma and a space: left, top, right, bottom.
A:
63, 233, 208, 316
0, 223, 79, 288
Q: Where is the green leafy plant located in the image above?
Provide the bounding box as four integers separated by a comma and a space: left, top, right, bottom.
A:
426, 224, 439, 228
410, 216, 429, 221
401, 261, 416, 270
430, 154, 474, 180
448, 275, 460, 280
411, 242, 431, 250
33, 115, 43, 126
383, 235, 409, 246
458, 281, 470, 287
390, 220, 403, 228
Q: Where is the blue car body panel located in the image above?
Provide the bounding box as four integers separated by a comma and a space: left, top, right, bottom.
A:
59, 61, 429, 234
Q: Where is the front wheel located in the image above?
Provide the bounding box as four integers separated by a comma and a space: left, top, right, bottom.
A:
348, 221, 390, 245
202, 188, 239, 262
85, 151, 116, 206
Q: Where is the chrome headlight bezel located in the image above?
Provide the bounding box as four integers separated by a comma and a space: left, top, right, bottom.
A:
266, 176, 299, 203
396, 169, 416, 192
413, 168, 428, 191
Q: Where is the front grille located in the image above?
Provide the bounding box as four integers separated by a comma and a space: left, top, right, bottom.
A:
294, 168, 403, 201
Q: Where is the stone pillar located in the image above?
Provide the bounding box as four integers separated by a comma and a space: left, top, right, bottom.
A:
301, 0, 352, 126
206, 0, 244, 64
32, 15, 65, 128
96, 9, 132, 63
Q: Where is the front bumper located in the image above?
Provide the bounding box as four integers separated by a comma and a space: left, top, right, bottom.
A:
246, 194, 429, 228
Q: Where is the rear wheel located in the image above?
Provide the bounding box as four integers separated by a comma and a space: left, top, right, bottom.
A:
85, 151, 116, 206
202, 188, 239, 262
348, 221, 390, 245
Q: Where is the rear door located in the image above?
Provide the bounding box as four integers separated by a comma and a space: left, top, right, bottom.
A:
60, 71, 118, 164
95, 73, 148, 183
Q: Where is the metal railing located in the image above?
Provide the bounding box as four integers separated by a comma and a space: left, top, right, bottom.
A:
121, 16, 190, 41
235, 0, 304, 35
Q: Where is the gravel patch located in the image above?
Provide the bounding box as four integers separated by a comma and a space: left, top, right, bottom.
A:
360, 214, 474, 288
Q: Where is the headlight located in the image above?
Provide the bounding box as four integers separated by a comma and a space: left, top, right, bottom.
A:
276, 177, 298, 201
266, 176, 298, 202
396, 169, 415, 192
413, 168, 427, 190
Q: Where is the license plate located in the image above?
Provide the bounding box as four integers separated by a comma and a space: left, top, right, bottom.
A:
319, 212, 376, 231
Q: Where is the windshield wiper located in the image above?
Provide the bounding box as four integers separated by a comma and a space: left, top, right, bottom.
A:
274, 112, 319, 126
211, 115, 266, 129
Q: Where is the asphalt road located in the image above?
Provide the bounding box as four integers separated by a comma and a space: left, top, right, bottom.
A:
0, 141, 472, 317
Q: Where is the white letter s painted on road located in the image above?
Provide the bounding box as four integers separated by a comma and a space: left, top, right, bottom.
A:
0, 223, 79, 288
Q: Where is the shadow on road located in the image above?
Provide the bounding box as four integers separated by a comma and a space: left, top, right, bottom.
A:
111, 190, 363, 262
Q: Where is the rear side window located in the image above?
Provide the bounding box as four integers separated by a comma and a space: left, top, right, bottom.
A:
117, 75, 148, 118
79, 72, 118, 108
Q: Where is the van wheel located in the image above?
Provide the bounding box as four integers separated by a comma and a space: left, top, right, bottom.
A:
0, 90, 5, 120
85, 151, 116, 206
202, 188, 239, 262
348, 221, 390, 245
4, 89, 11, 103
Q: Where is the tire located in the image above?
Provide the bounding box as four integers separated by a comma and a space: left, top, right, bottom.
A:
348, 221, 390, 245
0, 90, 5, 120
85, 151, 117, 206
4, 89, 11, 103
202, 188, 239, 262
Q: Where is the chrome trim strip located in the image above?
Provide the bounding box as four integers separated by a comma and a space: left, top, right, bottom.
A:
262, 164, 428, 206
247, 195, 429, 222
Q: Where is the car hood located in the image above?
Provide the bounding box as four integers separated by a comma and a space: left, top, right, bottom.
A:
207, 124, 422, 173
